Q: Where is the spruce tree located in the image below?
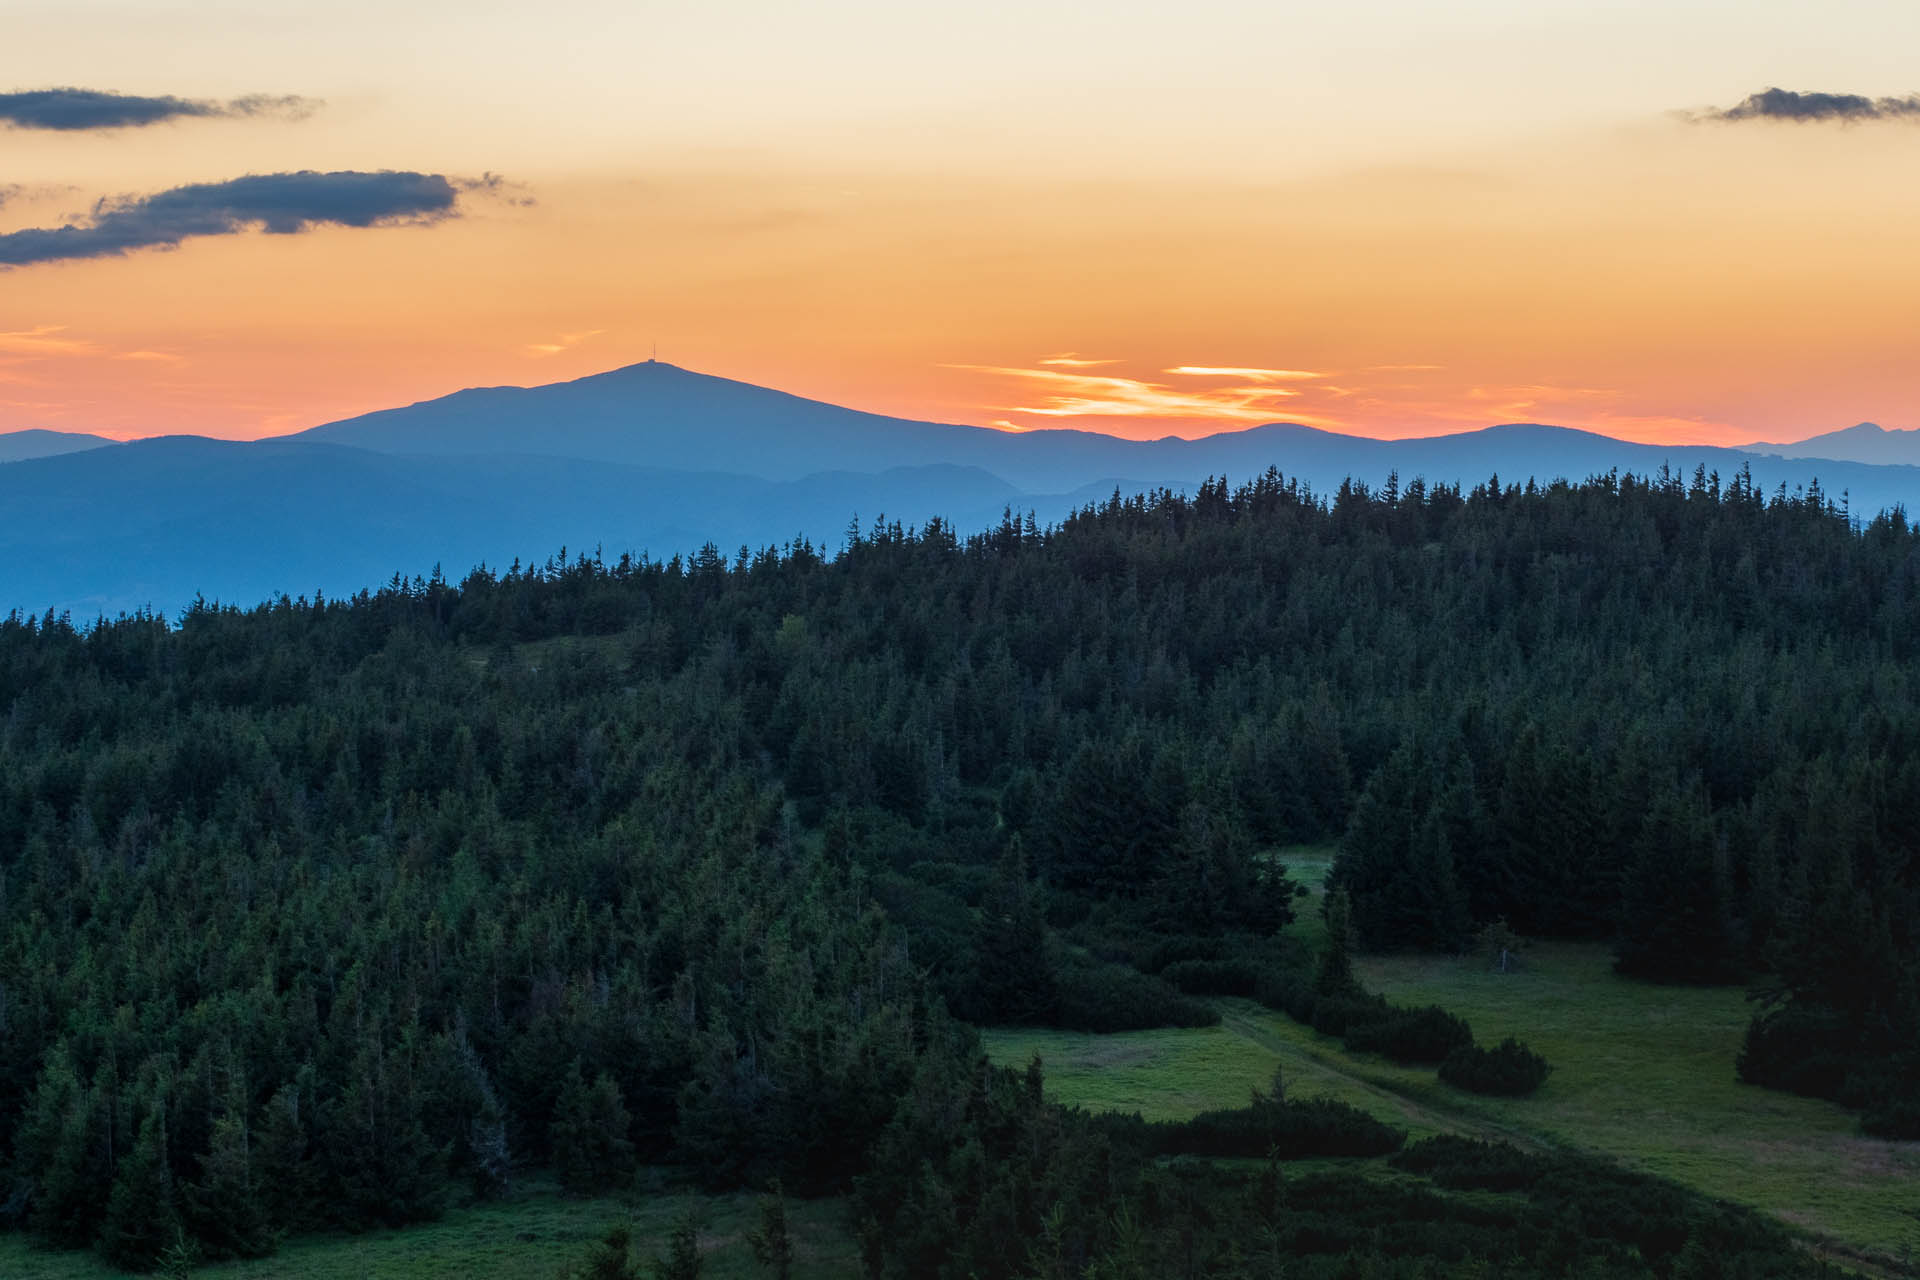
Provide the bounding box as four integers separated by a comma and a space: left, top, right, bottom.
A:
252, 1080, 314, 1236
653, 1207, 702, 1280
1316, 889, 1357, 996
184, 1108, 274, 1259
968, 836, 1055, 1024
572, 1224, 643, 1280
746, 1180, 794, 1279
21, 1054, 113, 1249
99, 1109, 179, 1272
551, 1060, 637, 1195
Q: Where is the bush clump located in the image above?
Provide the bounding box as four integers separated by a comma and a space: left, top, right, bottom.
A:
1104, 1094, 1406, 1161
1860, 1093, 1920, 1139
1051, 958, 1219, 1032
1342, 1004, 1474, 1065
1438, 1037, 1552, 1096
1158, 958, 1262, 997
1390, 1135, 1544, 1190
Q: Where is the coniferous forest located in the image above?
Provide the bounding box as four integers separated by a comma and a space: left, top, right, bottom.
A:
1, 465, 1915, 1274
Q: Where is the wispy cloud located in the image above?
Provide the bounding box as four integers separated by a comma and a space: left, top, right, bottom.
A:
1036, 353, 1120, 368
949, 362, 1336, 428
1166, 365, 1322, 381
1466, 383, 1615, 410
0, 87, 319, 131
526, 328, 605, 357
0, 170, 476, 269
1693, 87, 1920, 124
0, 326, 100, 357
949, 359, 1745, 445
458, 171, 538, 208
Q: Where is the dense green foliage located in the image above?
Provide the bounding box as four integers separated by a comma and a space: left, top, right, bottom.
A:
1, 464, 1914, 1267
851, 1057, 1839, 1279
1438, 1038, 1554, 1097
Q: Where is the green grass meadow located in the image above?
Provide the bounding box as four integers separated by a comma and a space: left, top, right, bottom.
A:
0, 1182, 859, 1280
986, 845, 1920, 1268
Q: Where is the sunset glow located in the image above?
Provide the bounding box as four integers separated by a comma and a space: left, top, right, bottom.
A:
5, 1, 1920, 446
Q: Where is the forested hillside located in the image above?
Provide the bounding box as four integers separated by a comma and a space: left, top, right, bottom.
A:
0, 464, 1913, 1272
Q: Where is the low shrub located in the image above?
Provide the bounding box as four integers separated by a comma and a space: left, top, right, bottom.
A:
1390, 1135, 1543, 1191
1342, 1004, 1474, 1065
1051, 959, 1218, 1032
1158, 958, 1262, 997
1735, 1007, 1853, 1099
1308, 992, 1386, 1038
1104, 1095, 1406, 1161
1438, 1037, 1552, 1096
1860, 1093, 1920, 1139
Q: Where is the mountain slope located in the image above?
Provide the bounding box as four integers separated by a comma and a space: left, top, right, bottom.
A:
1743, 422, 1920, 468
0, 437, 1078, 618
0, 428, 114, 464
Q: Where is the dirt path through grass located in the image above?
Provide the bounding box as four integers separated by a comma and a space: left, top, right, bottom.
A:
1213, 1004, 1554, 1154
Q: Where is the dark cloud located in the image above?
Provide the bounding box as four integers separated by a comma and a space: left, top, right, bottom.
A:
1698, 87, 1920, 123
458, 171, 538, 208
0, 87, 320, 131
0, 171, 464, 268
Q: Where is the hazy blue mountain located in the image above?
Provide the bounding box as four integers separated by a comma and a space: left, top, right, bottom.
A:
1742, 422, 1920, 468
0, 436, 1139, 618
0, 428, 114, 463
8, 363, 1920, 619
290, 359, 1416, 493
294, 361, 1920, 512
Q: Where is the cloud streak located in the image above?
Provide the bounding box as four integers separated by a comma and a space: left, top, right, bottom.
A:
0, 326, 100, 357
1036, 353, 1120, 368
1695, 87, 1920, 124
950, 362, 1336, 428
0, 87, 319, 131
1166, 365, 1322, 381
526, 328, 605, 357
0, 171, 469, 268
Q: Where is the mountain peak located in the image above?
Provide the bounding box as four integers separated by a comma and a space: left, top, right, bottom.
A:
1740, 421, 1920, 467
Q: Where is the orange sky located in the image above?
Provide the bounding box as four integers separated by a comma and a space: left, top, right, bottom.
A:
5, 2, 1920, 447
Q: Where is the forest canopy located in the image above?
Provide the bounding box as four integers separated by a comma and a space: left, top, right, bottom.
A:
1, 463, 1914, 1269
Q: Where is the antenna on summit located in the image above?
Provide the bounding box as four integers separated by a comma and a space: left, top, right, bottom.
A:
650, 340, 657, 364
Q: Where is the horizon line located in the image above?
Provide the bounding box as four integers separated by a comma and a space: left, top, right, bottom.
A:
4, 354, 1898, 452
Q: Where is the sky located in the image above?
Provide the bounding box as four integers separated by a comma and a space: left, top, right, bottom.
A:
3, 0, 1920, 445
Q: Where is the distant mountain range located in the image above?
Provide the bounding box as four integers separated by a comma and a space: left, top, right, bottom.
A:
0, 428, 114, 464
4, 360, 1916, 618
1741, 421, 1920, 468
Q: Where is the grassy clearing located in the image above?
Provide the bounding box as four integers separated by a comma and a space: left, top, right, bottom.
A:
1350, 943, 1920, 1263
988, 937, 1920, 1266
1273, 845, 1336, 951
979, 1025, 1282, 1122
0, 1180, 858, 1280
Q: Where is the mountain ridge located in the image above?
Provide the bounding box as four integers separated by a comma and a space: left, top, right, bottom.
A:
1742, 421, 1920, 468
0, 427, 116, 464
7, 361, 1920, 618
